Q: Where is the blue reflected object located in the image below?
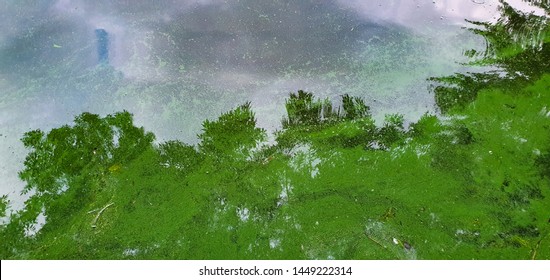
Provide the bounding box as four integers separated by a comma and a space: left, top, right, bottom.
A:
95, 29, 109, 64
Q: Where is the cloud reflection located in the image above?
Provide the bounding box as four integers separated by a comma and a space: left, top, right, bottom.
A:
335, 0, 503, 29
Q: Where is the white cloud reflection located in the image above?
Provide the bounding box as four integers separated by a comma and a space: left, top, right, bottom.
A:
335, 0, 501, 29
335, 0, 547, 32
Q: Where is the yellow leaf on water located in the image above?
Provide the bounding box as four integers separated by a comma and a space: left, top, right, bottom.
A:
510, 235, 529, 247
108, 164, 122, 173
53, 44, 62, 48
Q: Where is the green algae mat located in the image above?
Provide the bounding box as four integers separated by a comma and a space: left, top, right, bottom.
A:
1, 1, 549, 259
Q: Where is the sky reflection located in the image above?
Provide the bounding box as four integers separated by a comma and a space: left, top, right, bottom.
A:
0, 0, 522, 208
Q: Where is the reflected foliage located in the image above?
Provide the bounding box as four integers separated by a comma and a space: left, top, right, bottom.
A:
426, 0, 550, 259
279, 91, 405, 150
1, 0, 550, 259
1, 111, 154, 257
1, 84, 548, 259
199, 102, 266, 162
467, 1, 549, 78
0, 195, 7, 218
282, 90, 370, 128
431, 72, 507, 113
282, 90, 336, 128
341, 94, 371, 121
537, 151, 550, 178
431, 0, 550, 113
158, 141, 203, 175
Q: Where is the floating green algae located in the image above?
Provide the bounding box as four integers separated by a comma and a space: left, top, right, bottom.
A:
1, 0, 549, 260
1, 82, 548, 259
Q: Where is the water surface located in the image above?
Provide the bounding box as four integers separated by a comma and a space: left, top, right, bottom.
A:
0, 0, 509, 208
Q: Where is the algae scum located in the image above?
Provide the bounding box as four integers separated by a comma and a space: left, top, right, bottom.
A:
1, 0, 550, 259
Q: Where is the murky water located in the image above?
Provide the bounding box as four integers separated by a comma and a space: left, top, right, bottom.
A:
0, 0, 526, 208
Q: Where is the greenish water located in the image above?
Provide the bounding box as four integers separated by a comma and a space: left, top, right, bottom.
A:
1, 0, 549, 259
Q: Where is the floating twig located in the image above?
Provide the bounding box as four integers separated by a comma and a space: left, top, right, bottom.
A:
531, 233, 548, 260
91, 202, 114, 228
365, 232, 387, 249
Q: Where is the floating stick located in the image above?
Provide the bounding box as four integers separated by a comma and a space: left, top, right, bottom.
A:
91, 202, 114, 228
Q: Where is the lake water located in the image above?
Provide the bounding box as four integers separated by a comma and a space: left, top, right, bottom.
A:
0, 0, 530, 209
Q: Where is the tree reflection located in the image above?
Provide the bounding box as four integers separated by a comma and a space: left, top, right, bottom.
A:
282, 90, 371, 128
0, 195, 7, 218
2, 0, 550, 258
198, 102, 266, 163
468, 1, 549, 79
279, 91, 407, 150
1, 83, 549, 259
15, 111, 154, 233
431, 0, 550, 113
